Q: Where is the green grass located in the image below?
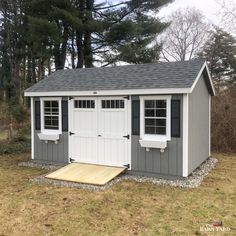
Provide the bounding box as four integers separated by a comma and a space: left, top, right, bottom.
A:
0, 153, 235, 236
0, 130, 7, 140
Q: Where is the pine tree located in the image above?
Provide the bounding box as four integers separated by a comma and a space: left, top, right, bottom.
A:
199, 28, 236, 86
0, 0, 173, 102
0, 0, 25, 103
24, 0, 172, 69
24, 0, 82, 71
94, 0, 172, 65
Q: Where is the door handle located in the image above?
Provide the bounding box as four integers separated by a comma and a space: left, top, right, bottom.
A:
98, 134, 102, 137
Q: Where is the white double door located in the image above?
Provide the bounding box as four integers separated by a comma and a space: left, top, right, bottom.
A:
70, 97, 130, 167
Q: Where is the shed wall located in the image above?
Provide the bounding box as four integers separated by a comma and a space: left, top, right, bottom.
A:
34, 131, 69, 164
131, 95, 183, 177
188, 75, 210, 174
33, 97, 69, 164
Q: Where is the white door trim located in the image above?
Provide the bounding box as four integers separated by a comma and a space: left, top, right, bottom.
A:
68, 98, 72, 163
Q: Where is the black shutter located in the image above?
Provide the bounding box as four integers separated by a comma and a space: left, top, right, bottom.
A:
62, 100, 68, 132
132, 100, 140, 135
171, 100, 181, 137
35, 101, 41, 131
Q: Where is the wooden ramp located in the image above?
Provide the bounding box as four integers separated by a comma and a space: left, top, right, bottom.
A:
45, 163, 126, 186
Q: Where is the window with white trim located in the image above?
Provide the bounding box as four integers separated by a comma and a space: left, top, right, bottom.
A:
140, 96, 171, 141
40, 98, 62, 133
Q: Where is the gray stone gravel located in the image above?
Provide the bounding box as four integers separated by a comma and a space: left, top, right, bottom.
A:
18, 161, 63, 171
19, 157, 218, 191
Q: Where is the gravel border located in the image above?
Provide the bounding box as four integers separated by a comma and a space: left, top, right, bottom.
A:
18, 161, 63, 171
19, 157, 218, 191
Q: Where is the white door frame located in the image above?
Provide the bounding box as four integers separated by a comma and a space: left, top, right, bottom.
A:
68, 96, 131, 169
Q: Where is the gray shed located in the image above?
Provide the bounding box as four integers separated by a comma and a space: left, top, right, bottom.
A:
25, 59, 215, 178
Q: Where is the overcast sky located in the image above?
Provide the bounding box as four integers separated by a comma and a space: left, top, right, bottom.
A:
158, 0, 222, 26
103, 0, 223, 27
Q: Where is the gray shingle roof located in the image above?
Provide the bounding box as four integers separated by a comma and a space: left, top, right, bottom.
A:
25, 59, 205, 93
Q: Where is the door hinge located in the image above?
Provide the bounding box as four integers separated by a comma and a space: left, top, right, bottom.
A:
124, 164, 130, 169
69, 131, 75, 136
123, 134, 130, 139
70, 158, 75, 162
123, 96, 130, 100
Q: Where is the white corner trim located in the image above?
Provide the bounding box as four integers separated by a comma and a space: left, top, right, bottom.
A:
30, 97, 34, 160
209, 95, 211, 157
139, 95, 171, 141
40, 97, 62, 134
24, 88, 191, 97
190, 62, 216, 96
182, 94, 189, 177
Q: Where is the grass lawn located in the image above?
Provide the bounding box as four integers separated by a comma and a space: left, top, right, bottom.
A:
0, 154, 235, 236
0, 130, 7, 140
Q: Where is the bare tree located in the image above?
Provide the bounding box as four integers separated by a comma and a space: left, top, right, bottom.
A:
216, 0, 236, 35
160, 7, 210, 62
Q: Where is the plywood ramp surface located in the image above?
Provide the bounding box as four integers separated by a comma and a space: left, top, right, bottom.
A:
45, 163, 126, 185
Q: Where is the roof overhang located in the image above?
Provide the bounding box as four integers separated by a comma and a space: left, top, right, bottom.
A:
24, 87, 192, 97
190, 61, 215, 96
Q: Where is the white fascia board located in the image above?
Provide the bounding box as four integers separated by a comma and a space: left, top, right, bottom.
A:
24, 88, 191, 97
205, 63, 216, 96
182, 94, 189, 177
190, 62, 216, 96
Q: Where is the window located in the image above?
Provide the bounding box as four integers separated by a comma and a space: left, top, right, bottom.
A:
44, 101, 59, 130
140, 96, 171, 141
74, 100, 95, 108
101, 99, 124, 109
144, 100, 167, 135
40, 98, 62, 133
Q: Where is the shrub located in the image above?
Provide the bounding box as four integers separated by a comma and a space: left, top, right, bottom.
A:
211, 86, 236, 153
14, 123, 31, 142
0, 140, 31, 155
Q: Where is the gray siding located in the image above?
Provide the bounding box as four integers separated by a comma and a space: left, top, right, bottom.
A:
34, 131, 69, 164
33, 97, 69, 164
188, 75, 210, 174
131, 95, 183, 177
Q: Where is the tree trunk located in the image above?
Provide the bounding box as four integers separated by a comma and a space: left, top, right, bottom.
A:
76, 31, 84, 68
54, 23, 69, 70
84, 31, 93, 68
76, 0, 85, 68
71, 29, 76, 69
32, 57, 37, 83
84, 0, 94, 68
